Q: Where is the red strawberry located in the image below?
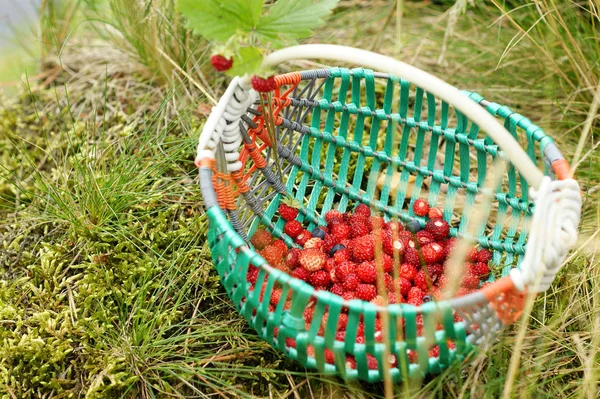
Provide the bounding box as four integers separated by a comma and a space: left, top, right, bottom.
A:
330, 222, 350, 242
407, 296, 423, 307
325, 209, 343, 224
335, 261, 356, 280
395, 277, 412, 297
210, 54, 233, 71
380, 253, 394, 273
349, 215, 370, 238
355, 284, 377, 301
387, 292, 401, 304
247, 266, 260, 284
285, 248, 300, 268
403, 247, 421, 266
295, 229, 311, 246
385, 220, 403, 232
425, 218, 450, 240
304, 237, 323, 250
250, 229, 272, 250
333, 247, 350, 264
270, 288, 282, 306
324, 257, 336, 272
408, 287, 424, 300
343, 273, 360, 291
429, 345, 440, 358
369, 215, 385, 231
354, 203, 372, 218
330, 283, 345, 296
272, 239, 287, 253
349, 235, 375, 262
285, 337, 296, 348
477, 248, 493, 263
413, 199, 430, 217
366, 354, 378, 370
299, 248, 327, 271
471, 262, 490, 280
461, 272, 480, 289
322, 234, 337, 253
291, 267, 310, 282
457, 287, 472, 297
357, 261, 377, 284
416, 230, 435, 246
383, 273, 394, 290
399, 263, 417, 281
346, 356, 357, 369
422, 242, 444, 264
426, 263, 443, 278
342, 291, 355, 301
436, 274, 448, 288
428, 207, 444, 219
310, 270, 331, 287
413, 270, 429, 291
261, 244, 285, 265
251, 75, 276, 92
324, 349, 335, 364
467, 247, 479, 262
304, 307, 315, 323
284, 220, 303, 238
407, 350, 418, 364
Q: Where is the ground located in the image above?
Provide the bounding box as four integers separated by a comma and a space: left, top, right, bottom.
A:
0, 1, 598, 398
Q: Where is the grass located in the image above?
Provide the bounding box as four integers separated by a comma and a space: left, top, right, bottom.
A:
1, 0, 599, 397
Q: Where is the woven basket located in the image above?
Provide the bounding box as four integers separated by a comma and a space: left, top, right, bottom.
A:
196, 45, 581, 382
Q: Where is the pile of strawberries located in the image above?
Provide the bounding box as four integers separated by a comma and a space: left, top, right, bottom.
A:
247, 199, 493, 368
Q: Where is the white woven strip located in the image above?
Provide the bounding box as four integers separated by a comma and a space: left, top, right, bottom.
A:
518, 176, 582, 291
196, 76, 254, 172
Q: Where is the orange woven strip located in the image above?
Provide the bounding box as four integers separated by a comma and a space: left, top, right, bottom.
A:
245, 142, 267, 169
232, 170, 250, 194
481, 276, 527, 325
213, 171, 237, 210
195, 158, 216, 169
552, 159, 573, 180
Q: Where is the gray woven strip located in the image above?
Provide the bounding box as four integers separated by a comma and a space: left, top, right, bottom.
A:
199, 167, 218, 209
228, 209, 249, 244
300, 69, 331, 80
260, 166, 287, 193
543, 142, 564, 164
242, 190, 265, 218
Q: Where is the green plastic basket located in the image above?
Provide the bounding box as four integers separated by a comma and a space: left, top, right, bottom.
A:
196, 45, 581, 382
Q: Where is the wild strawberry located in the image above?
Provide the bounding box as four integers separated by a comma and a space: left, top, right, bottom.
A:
275, 260, 292, 274
461, 273, 480, 289
428, 207, 444, 219
478, 248, 493, 263
325, 209, 343, 224
429, 345, 440, 358
210, 54, 233, 71
407, 296, 423, 307
366, 354, 378, 370
331, 222, 350, 242
261, 244, 285, 265
383, 273, 394, 290
369, 215, 385, 230
251, 229, 272, 250
357, 261, 377, 284
436, 274, 448, 288
413, 271, 429, 291
285, 248, 300, 268
272, 239, 287, 253
291, 267, 310, 282
284, 220, 303, 238
310, 270, 331, 287
323, 349, 335, 364
270, 288, 282, 306
355, 284, 377, 301
425, 218, 450, 240
322, 234, 337, 254
343, 273, 360, 291
386, 220, 403, 232
299, 248, 327, 271
324, 258, 336, 272
303, 307, 315, 323
380, 253, 394, 273
413, 199, 430, 217
387, 292, 401, 304
403, 247, 421, 266
416, 230, 435, 246
354, 203, 372, 218
349, 215, 371, 238
471, 262, 490, 280
399, 263, 417, 281
342, 291, 355, 301
349, 235, 375, 262
447, 340, 456, 350
304, 237, 323, 250
346, 356, 357, 369
407, 350, 418, 363
422, 242, 444, 264
408, 287, 425, 301
332, 246, 349, 263
295, 229, 311, 246
467, 247, 479, 262
247, 266, 259, 284
336, 313, 349, 330
251, 75, 276, 92
330, 283, 345, 296
285, 337, 297, 348
426, 263, 443, 278
457, 287, 471, 297
395, 277, 412, 297
335, 261, 356, 280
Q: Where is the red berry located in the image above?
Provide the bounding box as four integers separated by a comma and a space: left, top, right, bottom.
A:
331, 223, 350, 241
324, 258, 336, 272
270, 288, 282, 306
413, 199, 430, 217
291, 267, 311, 282
330, 283, 345, 296
369, 215, 385, 230
428, 207, 444, 219
324, 349, 335, 364
250, 228, 272, 250
425, 218, 450, 240
349, 215, 371, 238
429, 345, 440, 358
477, 248, 493, 263
383, 273, 394, 290
295, 229, 311, 246
413, 271, 429, 291
343, 273, 360, 291
426, 263, 443, 278
342, 291, 355, 301
299, 248, 327, 272
436, 274, 448, 288
247, 266, 259, 284
210, 54, 233, 71
395, 277, 412, 297
421, 243, 444, 264
285, 248, 300, 268
467, 247, 479, 262
404, 247, 421, 266
349, 235, 375, 263
354, 203, 372, 218
304, 237, 323, 250
325, 209, 343, 224
355, 284, 377, 301
471, 262, 490, 280
408, 287, 424, 300
333, 247, 350, 264
385, 220, 403, 232
284, 220, 303, 238
357, 261, 377, 284
407, 350, 418, 363
381, 253, 394, 273
285, 337, 296, 348
261, 244, 285, 265
303, 307, 315, 323
251, 75, 276, 92
399, 263, 417, 281
272, 239, 287, 253
336, 330, 346, 341
335, 261, 356, 281
337, 313, 349, 330
387, 292, 401, 304
416, 230, 435, 246
461, 273, 480, 289
310, 270, 331, 287
345, 356, 357, 369
367, 354, 378, 370
322, 234, 337, 253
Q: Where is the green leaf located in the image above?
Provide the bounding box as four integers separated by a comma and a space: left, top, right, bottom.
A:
178, 0, 264, 42
226, 47, 263, 77
256, 0, 339, 43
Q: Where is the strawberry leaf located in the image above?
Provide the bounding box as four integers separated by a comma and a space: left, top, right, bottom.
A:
226, 47, 263, 77
178, 0, 264, 42
256, 0, 339, 44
